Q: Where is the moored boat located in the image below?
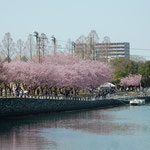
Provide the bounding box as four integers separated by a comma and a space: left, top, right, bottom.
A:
130, 99, 145, 105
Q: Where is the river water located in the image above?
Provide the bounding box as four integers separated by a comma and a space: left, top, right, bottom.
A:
0, 104, 150, 150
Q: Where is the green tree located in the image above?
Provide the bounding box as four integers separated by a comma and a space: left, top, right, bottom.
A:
138, 61, 150, 87
113, 69, 127, 84
110, 58, 142, 84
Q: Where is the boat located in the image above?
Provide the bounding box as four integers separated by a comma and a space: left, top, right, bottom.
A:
130, 99, 145, 105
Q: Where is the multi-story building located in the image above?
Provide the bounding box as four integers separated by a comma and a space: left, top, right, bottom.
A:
75, 42, 130, 63
95, 42, 130, 62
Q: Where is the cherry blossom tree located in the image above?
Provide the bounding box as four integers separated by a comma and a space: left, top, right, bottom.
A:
3, 53, 113, 94
4, 61, 28, 89
120, 75, 142, 87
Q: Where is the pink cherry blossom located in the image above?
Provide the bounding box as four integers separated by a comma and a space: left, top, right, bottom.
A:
3, 53, 113, 89
120, 75, 142, 87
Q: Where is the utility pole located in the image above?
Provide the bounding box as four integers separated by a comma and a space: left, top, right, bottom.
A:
41, 37, 45, 57
72, 42, 76, 56
51, 35, 56, 54
41, 33, 48, 57
34, 31, 41, 63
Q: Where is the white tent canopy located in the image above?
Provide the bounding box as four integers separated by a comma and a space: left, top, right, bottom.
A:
100, 82, 115, 88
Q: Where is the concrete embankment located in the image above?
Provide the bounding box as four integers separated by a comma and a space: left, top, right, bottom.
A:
0, 96, 149, 117
0, 98, 129, 117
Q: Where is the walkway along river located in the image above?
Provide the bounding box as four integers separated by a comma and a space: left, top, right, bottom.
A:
0, 95, 150, 117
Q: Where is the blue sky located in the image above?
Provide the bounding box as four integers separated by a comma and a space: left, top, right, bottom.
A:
0, 0, 150, 59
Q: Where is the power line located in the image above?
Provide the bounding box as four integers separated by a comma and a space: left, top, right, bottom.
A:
57, 40, 68, 43
51, 36, 56, 54
131, 48, 150, 51
131, 54, 150, 58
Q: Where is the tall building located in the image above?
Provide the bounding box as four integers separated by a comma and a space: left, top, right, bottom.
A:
95, 42, 130, 62
74, 30, 130, 62
75, 42, 130, 62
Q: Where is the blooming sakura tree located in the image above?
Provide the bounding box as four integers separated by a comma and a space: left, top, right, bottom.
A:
120, 75, 142, 87
3, 53, 113, 90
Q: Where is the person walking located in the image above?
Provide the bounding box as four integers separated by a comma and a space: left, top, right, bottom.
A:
12, 85, 16, 96
37, 88, 40, 97
27, 87, 30, 96
19, 88, 23, 98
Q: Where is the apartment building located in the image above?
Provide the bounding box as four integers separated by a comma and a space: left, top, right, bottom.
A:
75, 42, 130, 62
95, 42, 130, 62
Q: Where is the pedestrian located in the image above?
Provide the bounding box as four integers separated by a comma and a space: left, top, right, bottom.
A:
45, 89, 48, 96
19, 89, 23, 98
12, 85, 16, 96
27, 87, 30, 96
37, 88, 40, 96
15, 88, 19, 97
24, 90, 28, 98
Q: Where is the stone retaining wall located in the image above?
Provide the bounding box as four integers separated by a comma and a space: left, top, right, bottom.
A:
0, 98, 130, 117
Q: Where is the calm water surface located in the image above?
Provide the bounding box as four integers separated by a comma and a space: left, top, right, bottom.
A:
1, 104, 150, 150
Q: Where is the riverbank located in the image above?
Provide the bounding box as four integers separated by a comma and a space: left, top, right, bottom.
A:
0, 95, 150, 117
